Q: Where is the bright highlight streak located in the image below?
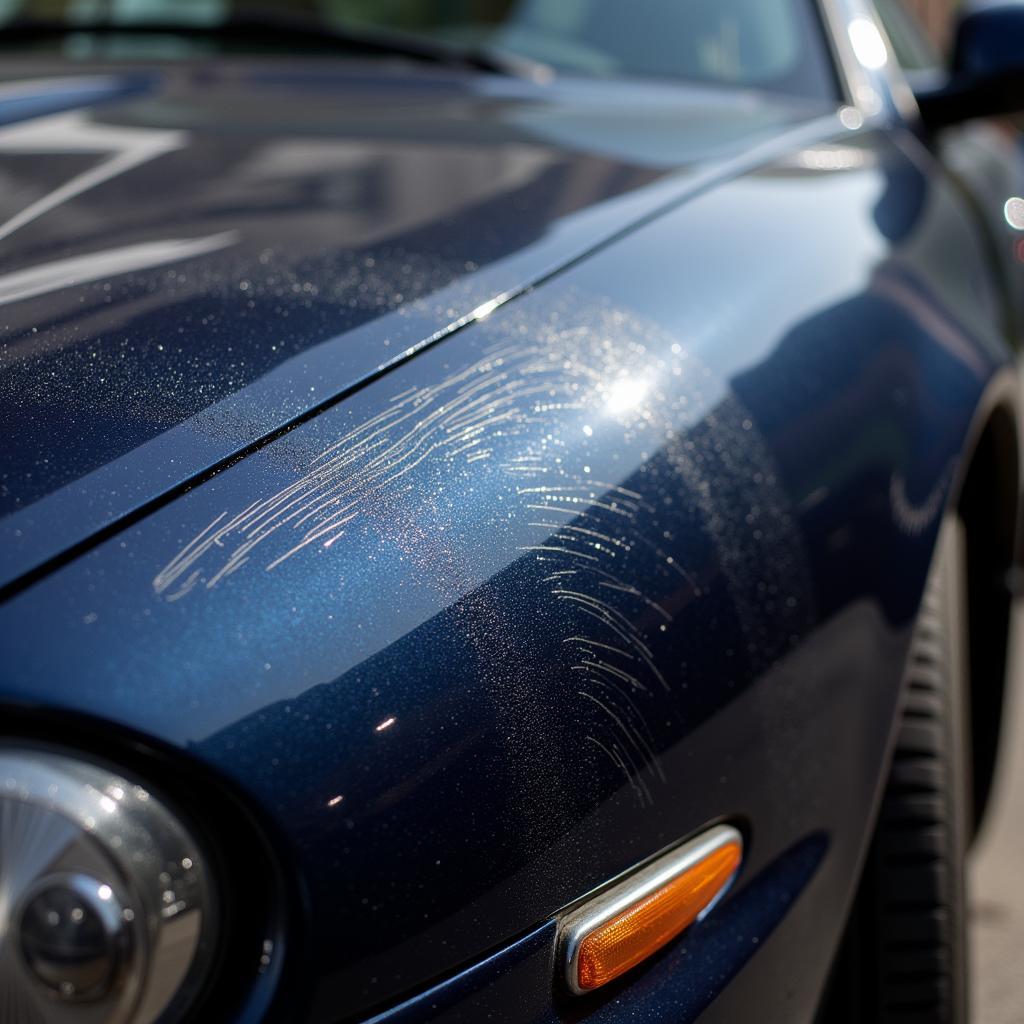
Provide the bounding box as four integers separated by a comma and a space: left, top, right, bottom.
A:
848, 18, 888, 70
375, 717, 396, 733
470, 298, 502, 321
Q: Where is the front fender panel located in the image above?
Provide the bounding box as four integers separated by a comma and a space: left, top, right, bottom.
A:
0, 126, 1008, 1022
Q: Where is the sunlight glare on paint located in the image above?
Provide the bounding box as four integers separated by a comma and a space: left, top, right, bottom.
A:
605, 377, 648, 415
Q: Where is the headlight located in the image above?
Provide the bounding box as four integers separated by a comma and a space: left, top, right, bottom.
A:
0, 745, 215, 1023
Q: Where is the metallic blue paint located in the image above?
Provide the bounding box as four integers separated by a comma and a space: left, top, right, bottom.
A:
0, 6, 1021, 1024
0, 61, 827, 585
364, 833, 828, 1024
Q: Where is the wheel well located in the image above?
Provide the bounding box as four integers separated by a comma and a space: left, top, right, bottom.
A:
957, 398, 1020, 837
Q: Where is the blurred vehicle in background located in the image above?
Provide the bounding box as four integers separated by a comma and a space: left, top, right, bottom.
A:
0, 2, 1023, 1023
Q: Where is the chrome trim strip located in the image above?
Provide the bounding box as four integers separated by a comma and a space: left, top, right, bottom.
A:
557, 823, 743, 996
816, 0, 884, 118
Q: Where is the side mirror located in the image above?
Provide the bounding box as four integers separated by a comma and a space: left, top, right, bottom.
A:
916, 1, 1024, 129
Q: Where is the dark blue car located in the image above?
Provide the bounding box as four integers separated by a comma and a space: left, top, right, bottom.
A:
1, 1, 1023, 1022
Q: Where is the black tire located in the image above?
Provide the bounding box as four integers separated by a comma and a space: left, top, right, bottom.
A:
820, 520, 972, 1023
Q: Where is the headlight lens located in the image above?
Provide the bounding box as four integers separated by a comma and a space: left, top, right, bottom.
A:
0, 746, 215, 1024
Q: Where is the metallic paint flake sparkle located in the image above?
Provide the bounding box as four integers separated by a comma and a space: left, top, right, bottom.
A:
0, 61, 823, 560
0, 39, 1018, 1023
154, 295, 813, 806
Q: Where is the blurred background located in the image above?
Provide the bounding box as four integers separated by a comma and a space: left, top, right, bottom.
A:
897, 4, 1024, 1020
903, 0, 957, 49
893, 4, 1024, 1020
971, 610, 1024, 1024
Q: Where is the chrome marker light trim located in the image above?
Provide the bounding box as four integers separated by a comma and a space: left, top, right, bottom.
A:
0, 747, 214, 1024
557, 824, 743, 996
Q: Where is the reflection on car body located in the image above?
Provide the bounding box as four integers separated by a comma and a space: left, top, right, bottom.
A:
0, 1, 1022, 1023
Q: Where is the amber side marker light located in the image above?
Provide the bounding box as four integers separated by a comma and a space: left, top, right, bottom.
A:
558, 824, 743, 994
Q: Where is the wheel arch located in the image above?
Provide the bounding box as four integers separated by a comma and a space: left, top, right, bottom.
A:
955, 369, 1021, 837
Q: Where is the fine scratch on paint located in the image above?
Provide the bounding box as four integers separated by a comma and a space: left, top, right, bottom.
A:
153, 296, 813, 808
585, 735, 646, 805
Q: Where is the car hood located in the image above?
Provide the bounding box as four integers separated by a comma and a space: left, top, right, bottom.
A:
0, 59, 825, 589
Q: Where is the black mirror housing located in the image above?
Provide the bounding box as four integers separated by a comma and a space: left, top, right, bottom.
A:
916, 1, 1024, 129
953, 1, 1024, 78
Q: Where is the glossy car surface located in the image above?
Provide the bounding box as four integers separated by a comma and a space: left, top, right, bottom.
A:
0, 2, 1021, 1022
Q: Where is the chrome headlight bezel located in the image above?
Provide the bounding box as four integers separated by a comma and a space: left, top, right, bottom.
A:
0, 744, 216, 1024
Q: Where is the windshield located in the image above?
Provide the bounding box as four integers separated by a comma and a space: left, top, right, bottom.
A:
1, 0, 838, 100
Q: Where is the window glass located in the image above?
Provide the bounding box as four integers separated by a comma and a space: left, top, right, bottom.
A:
873, 0, 942, 71
2, 0, 839, 100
